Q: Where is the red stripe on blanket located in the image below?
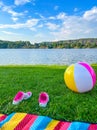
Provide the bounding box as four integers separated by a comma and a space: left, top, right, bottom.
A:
54, 121, 64, 130
21, 115, 38, 130
54, 121, 71, 130
0, 115, 7, 122
88, 124, 97, 130
59, 122, 71, 130
14, 114, 37, 130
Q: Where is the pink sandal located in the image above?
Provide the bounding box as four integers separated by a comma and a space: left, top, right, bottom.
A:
23, 92, 32, 100
12, 91, 32, 105
38, 92, 49, 107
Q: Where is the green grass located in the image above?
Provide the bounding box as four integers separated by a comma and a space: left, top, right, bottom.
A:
0, 65, 97, 123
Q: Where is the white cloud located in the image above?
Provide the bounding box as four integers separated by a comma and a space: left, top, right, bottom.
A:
56, 12, 67, 20
0, 2, 27, 22
26, 18, 39, 27
37, 24, 43, 28
32, 33, 49, 43
2, 31, 20, 35
49, 8, 97, 40
1, 4, 97, 42
46, 22, 60, 30
30, 27, 37, 31
84, 29, 93, 34
0, 18, 39, 29
15, 0, 31, 6
49, 16, 56, 20
2, 6, 23, 17
0, 23, 24, 29
12, 17, 18, 22
54, 6, 59, 11
83, 6, 97, 21
35, 13, 46, 20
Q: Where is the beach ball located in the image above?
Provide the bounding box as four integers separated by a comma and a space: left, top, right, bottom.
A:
64, 62, 96, 93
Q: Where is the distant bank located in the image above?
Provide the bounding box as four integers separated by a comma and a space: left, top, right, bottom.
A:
0, 38, 97, 49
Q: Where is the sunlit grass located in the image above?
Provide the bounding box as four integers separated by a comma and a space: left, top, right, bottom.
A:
0, 65, 97, 123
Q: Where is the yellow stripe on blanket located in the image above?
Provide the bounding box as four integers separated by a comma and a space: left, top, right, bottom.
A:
46, 120, 59, 130
2, 113, 26, 130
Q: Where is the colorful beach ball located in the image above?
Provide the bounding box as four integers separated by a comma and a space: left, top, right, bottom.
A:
64, 62, 96, 93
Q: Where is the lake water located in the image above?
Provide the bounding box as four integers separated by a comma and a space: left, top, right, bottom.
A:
0, 49, 97, 65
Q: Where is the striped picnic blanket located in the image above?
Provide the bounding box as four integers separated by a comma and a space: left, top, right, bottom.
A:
0, 113, 97, 130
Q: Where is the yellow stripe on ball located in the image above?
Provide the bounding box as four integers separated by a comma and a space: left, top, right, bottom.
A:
64, 64, 78, 92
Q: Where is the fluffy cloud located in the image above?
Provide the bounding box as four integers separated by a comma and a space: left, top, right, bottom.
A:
46, 22, 60, 30
26, 18, 39, 27
12, 17, 18, 22
0, 18, 39, 29
83, 6, 97, 21
14, 0, 31, 6
49, 7, 97, 40
56, 12, 67, 20
1, 5, 97, 42
0, 1, 26, 22
54, 6, 59, 11
2, 31, 20, 35
2, 5, 24, 19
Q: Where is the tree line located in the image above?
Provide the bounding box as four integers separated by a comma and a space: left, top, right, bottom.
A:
0, 38, 97, 49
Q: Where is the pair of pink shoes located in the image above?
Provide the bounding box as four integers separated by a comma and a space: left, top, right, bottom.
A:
13, 91, 49, 107
12, 91, 32, 105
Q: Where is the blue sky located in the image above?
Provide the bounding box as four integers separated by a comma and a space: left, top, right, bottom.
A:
0, 0, 97, 43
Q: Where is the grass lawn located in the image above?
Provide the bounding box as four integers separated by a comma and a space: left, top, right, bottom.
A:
0, 65, 97, 123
